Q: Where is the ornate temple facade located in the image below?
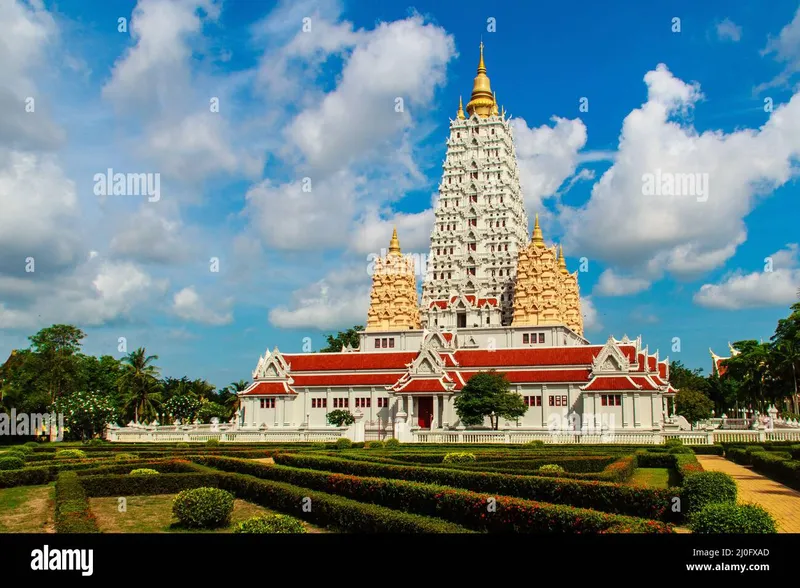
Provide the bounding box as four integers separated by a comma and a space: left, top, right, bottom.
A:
238, 44, 678, 439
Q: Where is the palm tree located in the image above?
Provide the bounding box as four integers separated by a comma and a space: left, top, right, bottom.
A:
118, 347, 162, 423
772, 335, 800, 415
224, 379, 249, 418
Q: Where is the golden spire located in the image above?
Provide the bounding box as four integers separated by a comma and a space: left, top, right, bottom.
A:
466, 42, 494, 118
558, 245, 568, 273
492, 91, 499, 116
532, 213, 545, 247
457, 95, 465, 120
388, 226, 402, 256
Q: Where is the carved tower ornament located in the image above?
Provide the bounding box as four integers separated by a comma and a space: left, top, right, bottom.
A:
366, 228, 422, 331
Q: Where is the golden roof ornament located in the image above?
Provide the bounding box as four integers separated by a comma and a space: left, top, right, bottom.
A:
457, 96, 465, 120
532, 213, 545, 247
466, 42, 494, 118
388, 226, 402, 256
558, 245, 568, 274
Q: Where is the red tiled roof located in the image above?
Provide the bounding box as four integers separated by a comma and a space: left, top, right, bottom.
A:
582, 376, 642, 391
290, 374, 400, 387
454, 346, 636, 368
477, 298, 498, 307
430, 300, 448, 309
442, 333, 454, 343
647, 356, 657, 371
658, 362, 667, 379
460, 369, 590, 384
631, 376, 657, 390
394, 378, 451, 393
242, 381, 296, 395
637, 353, 646, 372
283, 352, 417, 372
442, 353, 458, 368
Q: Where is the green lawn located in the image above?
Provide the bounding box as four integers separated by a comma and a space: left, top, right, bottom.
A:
89, 494, 328, 533
626, 468, 681, 489
0, 484, 55, 533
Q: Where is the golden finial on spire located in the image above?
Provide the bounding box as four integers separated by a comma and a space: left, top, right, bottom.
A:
388, 226, 402, 256
466, 42, 494, 118
532, 213, 545, 247
492, 91, 499, 116
457, 95, 465, 120
558, 245, 568, 273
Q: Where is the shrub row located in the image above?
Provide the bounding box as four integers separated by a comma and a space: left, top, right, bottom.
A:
727, 449, 800, 492
80, 473, 223, 497
54, 472, 99, 533
73, 459, 202, 477
197, 456, 671, 534
451, 456, 617, 474
216, 471, 474, 533
271, 453, 678, 521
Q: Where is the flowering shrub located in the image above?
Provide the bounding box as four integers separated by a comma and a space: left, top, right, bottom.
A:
442, 453, 477, 464
164, 395, 201, 422
55, 449, 87, 460
172, 487, 234, 528
130, 468, 159, 476
234, 514, 306, 534
52, 390, 118, 441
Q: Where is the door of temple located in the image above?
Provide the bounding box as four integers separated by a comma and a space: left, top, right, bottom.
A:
417, 397, 433, 429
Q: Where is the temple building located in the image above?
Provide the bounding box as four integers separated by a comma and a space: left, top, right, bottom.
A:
239, 44, 678, 438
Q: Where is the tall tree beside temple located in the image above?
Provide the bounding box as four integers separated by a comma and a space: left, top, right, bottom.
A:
119, 347, 162, 423
454, 370, 527, 430
675, 387, 714, 428
28, 324, 86, 403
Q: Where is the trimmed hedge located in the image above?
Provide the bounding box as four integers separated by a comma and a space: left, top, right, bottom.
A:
692, 445, 724, 456
270, 453, 679, 521
80, 472, 223, 497
54, 472, 99, 533
0, 456, 25, 470
55, 449, 87, 460
235, 514, 306, 534
172, 487, 234, 528
202, 461, 669, 533
217, 471, 474, 533
690, 503, 777, 534
130, 469, 160, 476
729, 450, 800, 491
682, 472, 737, 513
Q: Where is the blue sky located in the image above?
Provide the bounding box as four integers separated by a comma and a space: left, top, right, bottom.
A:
1, 0, 799, 389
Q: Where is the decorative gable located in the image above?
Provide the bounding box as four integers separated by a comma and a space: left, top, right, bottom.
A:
591, 337, 631, 374
253, 347, 290, 381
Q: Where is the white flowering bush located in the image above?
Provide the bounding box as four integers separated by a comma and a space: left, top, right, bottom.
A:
52, 391, 118, 441
164, 395, 201, 422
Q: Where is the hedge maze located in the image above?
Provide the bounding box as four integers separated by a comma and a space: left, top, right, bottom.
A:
0, 439, 786, 533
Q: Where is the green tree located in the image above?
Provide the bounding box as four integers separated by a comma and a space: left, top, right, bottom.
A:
675, 387, 714, 428
454, 370, 527, 430
668, 360, 708, 393
724, 341, 772, 413
119, 347, 162, 423
28, 324, 86, 403
0, 350, 50, 414
770, 302, 800, 413
164, 393, 201, 422
77, 354, 123, 405
320, 326, 363, 352
326, 409, 355, 427
222, 380, 249, 418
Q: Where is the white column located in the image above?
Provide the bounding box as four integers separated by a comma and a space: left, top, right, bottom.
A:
432, 395, 439, 429
652, 395, 659, 428
304, 391, 310, 426
540, 388, 546, 428
593, 394, 599, 431
348, 387, 354, 415
251, 398, 257, 427
273, 397, 279, 427
633, 393, 640, 428
621, 394, 628, 428
407, 396, 414, 425
282, 397, 289, 426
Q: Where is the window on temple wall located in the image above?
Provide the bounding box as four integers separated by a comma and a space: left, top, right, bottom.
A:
549, 396, 555, 407
448, 272, 452, 279
375, 339, 381, 349
486, 316, 490, 324
388, 338, 395, 348
355, 398, 371, 408
381, 338, 388, 348
469, 219, 476, 226
450, 247, 454, 254
562, 395, 568, 406
333, 398, 349, 408
470, 195, 477, 203
471, 172, 478, 179
524, 396, 541, 407
538, 333, 545, 344
504, 244, 508, 251
469, 243, 476, 251
377, 398, 388, 408
260, 398, 275, 409
601, 394, 622, 406
312, 398, 327, 409
523, 334, 529, 344
468, 267, 476, 276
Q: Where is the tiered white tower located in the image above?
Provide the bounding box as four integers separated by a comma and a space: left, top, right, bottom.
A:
421, 43, 529, 329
